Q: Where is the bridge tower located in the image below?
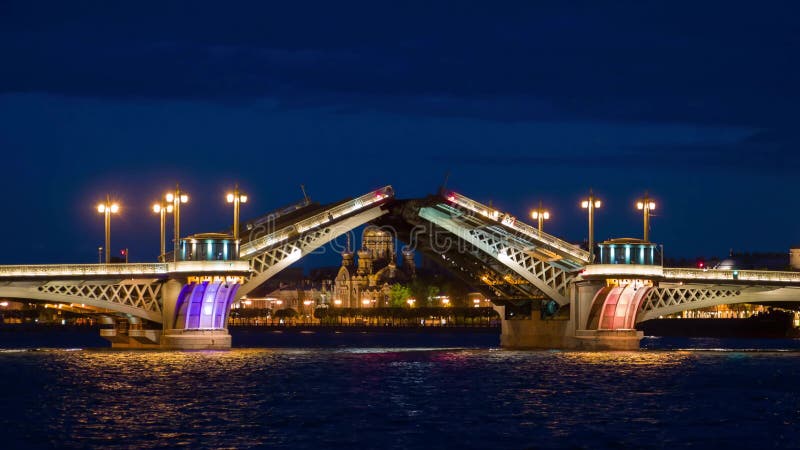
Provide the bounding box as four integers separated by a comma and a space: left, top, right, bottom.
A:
157, 233, 250, 349
496, 238, 656, 350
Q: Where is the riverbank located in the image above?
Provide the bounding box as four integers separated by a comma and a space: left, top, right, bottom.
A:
638, 313, 800, 339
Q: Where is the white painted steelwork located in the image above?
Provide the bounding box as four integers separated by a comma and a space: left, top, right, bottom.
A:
0, 279, 164, 323
419, 207, 572, 305
444, 191, 591, 264
663, 268, 800, 284
0, 261, 250, 278
239, 208, 389, 298
240, 186, 393, 258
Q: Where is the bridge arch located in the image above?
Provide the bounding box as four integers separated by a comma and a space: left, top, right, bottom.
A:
586, 283, 800, 330
0, 283, 163, 323
588, 285, 651, 330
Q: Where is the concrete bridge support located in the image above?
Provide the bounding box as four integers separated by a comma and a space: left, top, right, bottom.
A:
159, 279, 236, 350
99, 315, 162, 349
100, 279, 237, 350
495, 279, 643, 350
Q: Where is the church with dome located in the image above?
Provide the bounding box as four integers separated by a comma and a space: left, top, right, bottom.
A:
333, 226, 415, 308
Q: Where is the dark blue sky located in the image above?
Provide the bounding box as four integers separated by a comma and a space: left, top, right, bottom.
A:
1, 1, 799, 264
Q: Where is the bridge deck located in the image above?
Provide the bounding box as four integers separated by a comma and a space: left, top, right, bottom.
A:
239, 185, 393, 258
443, 191, 591, 264
0, 260, 251, 279
582, 264, 800, 285
239, 199, 322, 245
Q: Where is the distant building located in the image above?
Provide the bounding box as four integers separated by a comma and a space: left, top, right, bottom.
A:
714, 250, 790, 271
333, 226, 415, 308
467, 292, 493, 308
791, 247, 800, 270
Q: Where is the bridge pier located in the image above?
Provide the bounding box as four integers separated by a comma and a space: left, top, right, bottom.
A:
495, 280, 643, 350
99, 316, 162, 349
158, 279, 236, 350
495, 305, 575, 349
100, 277, 239, 350
160, 329, 232, 350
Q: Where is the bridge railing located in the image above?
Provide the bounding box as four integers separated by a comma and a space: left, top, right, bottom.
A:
0, 263, 167, 277
240, 186, 394, 258
443, 191, 591, 263
243, 197, 313, 236
0, 261, 252, 278
663, 268, 800, 284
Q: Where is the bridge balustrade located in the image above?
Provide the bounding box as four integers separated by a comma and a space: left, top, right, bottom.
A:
663, 268, 800, 284
444, 192, 591, 263
0, 263, 167, 277
0, 261, 251, 278
240, 186, 393, 257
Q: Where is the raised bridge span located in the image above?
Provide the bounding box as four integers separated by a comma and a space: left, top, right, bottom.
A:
0, 185, 798, 350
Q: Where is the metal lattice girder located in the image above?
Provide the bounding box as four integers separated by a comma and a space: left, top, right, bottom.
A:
371, 200, 527, 299
418, 207, 572, 305
442, 191, 591, 264
636, 285, 742, 323
421, 228, 540, 299
0, 279, 163, 323
636, 284, 800, 323
238, 207, 388, 297
241, 186, 393, 258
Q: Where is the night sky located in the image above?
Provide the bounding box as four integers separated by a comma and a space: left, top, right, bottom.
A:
1, 2, 798, 265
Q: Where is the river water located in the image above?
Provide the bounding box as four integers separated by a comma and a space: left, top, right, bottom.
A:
0, 329, 798, 449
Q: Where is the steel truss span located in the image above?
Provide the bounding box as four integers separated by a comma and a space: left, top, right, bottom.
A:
0, 279, 163, 323
636, 285, 800, 323
237, 186, 394, 298
418, 205, 574, 305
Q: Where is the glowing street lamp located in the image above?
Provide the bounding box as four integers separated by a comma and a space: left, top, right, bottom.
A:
165, 185, 189, 261
530, 201, 550, 235
152, 201, 174, 260
96, 195, 120, 264
226, 184, 248, 241
581, 190, 602, 262
636, 193, 657, 242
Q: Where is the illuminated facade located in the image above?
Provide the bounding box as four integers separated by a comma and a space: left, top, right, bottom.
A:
173, 281, 239, 329
597, 238, 659, 265
178, 233, 239, 262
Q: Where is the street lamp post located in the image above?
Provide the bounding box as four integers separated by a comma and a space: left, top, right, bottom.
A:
636, 193, 656, 242
166, 185, 189, 261
530, 201, 550, 235
581, 190, 602, 262
96, 195, 119, 264
226, 184, 248, 241
152, 201, 174, 261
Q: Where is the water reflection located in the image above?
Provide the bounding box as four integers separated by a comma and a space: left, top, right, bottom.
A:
0, 345, 797, 449
556, 350, 693, 366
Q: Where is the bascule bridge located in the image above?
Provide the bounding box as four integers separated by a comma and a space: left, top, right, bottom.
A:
374, 191, 800, 349
1, 185, 799, 350
0, 186, 394, 349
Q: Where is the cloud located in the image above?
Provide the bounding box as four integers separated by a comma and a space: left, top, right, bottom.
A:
430, 126, 800, 173
0, 1, 798, 129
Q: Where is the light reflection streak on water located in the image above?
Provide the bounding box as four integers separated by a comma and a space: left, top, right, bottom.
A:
0, 347, 797, 449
